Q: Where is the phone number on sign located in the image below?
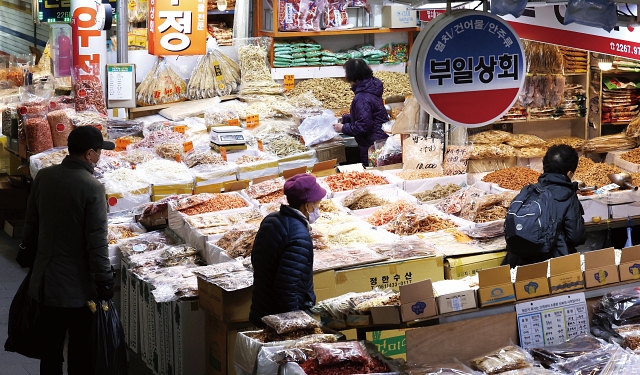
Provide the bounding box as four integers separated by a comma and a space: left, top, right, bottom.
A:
610, 42, 640, 56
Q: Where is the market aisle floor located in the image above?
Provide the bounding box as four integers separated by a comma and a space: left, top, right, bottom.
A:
0, 231, 153, 375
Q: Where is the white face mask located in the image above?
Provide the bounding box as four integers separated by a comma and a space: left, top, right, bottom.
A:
308, 204, 321, 224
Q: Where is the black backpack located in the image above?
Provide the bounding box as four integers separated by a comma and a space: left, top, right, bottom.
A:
505, 183, 558, 256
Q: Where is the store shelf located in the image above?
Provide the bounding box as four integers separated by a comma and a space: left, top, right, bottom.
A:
208, 9, 234, 15
271, 63, 406, 79
495, 116, 586, 124
603, 121, 631, 125
259, 27, 419, 38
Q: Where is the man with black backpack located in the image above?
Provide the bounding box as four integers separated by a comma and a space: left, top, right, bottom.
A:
502, 144, 586, 267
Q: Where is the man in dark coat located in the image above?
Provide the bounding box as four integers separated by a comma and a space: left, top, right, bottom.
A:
333, 59, 389, 166
22, 126, 116, 374
250, 174, 326, 327
502, 144, 586, 267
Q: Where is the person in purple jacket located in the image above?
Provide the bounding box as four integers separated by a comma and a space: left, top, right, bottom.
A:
333, 59, 389, 166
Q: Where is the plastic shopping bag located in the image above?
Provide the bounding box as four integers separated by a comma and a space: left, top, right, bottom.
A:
4, 271, 44, 359
89, 300, 129, 375
298, 112, 339, 147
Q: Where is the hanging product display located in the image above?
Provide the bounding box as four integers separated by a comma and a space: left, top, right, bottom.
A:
136, 58, 187, 106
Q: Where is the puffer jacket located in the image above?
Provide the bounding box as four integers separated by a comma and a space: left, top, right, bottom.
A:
23, 156, 112, 308
502, 172, 586, 268
250, 204, 315, 327
341, 77, 389, 165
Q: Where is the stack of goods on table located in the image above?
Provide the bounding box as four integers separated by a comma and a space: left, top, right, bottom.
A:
601, 77, 640, 124
380, 43, 408, 64
235, 310, 402, 375
559, 46, 588, 74
613, 58, 640, 72
408, 334, 635, 374
207, 0, 235, 10
273, 40, 323, 68
208, 23, 233, 46
560, 84, 587, 119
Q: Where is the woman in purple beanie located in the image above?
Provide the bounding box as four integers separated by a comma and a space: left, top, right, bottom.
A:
249, 173, 326, 327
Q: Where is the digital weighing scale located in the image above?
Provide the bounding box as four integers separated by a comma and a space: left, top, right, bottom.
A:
209, 126, 248, 151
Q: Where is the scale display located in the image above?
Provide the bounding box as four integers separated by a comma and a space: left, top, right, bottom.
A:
37, 0, 116, 23
220, 135, 245, 142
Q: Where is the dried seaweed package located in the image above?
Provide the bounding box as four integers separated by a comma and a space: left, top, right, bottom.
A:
136, 57, 186, 106
261, 310, 320, 335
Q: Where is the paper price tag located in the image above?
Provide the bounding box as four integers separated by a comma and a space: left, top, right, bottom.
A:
227, 118, 240, 126
220, 147, 227, 161
173, 125, 186, 134
115, 138, 131, 151
257, 139, 264, 152
246, 115, 260, 129
213, 61, 223, 82
595, 183, 620, 195
183, 141, 193, 153
451, 296, 462, 312
284, 75, 295, 91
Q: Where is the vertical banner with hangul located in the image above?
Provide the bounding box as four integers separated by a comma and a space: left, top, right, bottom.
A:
148, 0, 207, 55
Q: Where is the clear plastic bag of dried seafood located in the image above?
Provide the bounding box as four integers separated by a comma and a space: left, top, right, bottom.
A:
204, 106, 240, 127
70, 110, 108, 138
29, 146, 68, 178
262, 311, 321, 335
117, 229, 183, 257
72, 65, 108, 115
235, 37, 283, 96
47, 108, 76, 147
469, 344, 534, 374
136, 57, 187, 106
187, 40, 240, 99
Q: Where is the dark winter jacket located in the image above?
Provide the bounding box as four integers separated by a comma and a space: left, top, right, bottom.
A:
250, 204, 315, 327
341, 77, 389, 165
502, 172, 586, 268
24, 156, 112, 308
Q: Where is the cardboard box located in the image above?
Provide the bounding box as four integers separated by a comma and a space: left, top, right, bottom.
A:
333, 256, 444, 297
3, 219, 24, 238
382, 4, 417, 28
584, 247, 619, 288
172, 300, 206, 375
445, 251, 507, 280
365, 329, 407, 361
128, 269, 139, 354
155, 300, 167, 375
620, 245, 640, 282
550, 253, 584, 294
313, 143, 346, 164
162, 302, 175, 375
433, 280, 477, 314
146, 293, 158, 372
514, 261, 550, 300
138, 278, 148, 366
205, 315, 254, 375
477, 265, 516, 307
197, 276, 252, 323
0, 182, 28, 210
370, 306, 401, 325
313, 270, 336, 303
400, 279, 437, 322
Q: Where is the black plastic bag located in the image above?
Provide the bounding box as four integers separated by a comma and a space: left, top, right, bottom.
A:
89, 300, 129, 375
4, 271, 44, 359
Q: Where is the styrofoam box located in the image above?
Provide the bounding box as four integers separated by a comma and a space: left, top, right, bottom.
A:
335, 186, 418, 213
579, 190, 640, 222
579, 196, 609, 223
325, 169, 404, 199
168, 192, 254, 242
613, 153, 640, 174
225, 149, 279, 181
204, 242, 239, 265
106, 193, 151, 214
383, 169, 467, 194
183, 207, 255, 254
516, 157, 543, 173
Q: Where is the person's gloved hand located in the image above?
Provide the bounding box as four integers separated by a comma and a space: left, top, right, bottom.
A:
95, 278, 115, 301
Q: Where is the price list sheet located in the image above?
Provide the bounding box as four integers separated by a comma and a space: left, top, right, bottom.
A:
516, 293, 589, 349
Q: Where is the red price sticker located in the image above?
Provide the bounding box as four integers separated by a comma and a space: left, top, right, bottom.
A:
284, 75, 295, 91
300, 136, 305, 145
257, 139, 264, 152
183, 141, 193, 153
246, 115, 259, 129
78, 89, 87, 98
49, 101, 57, 110
115, 138, 131, 151
227, 118, 240, 126
108, 197, 118, 206
56, 123, 65, 132
174, 125, 186, 134
175, 154, 181, 163
220, 147, 227, 161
